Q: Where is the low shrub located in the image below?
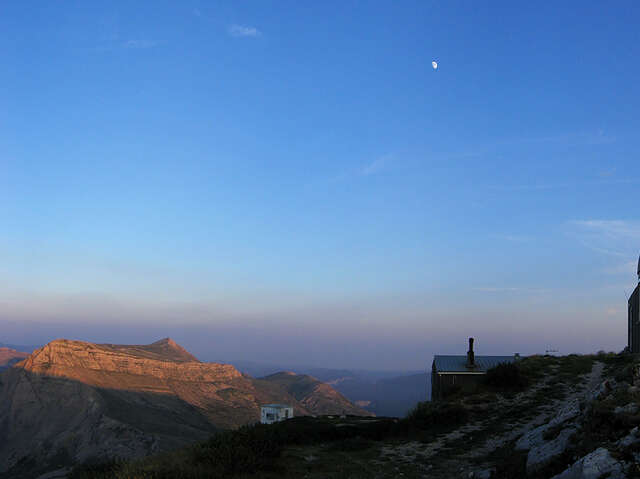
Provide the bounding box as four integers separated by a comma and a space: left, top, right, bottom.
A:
326, 436, 373, 452
484, 362, 529, 391
191, 424, 284, 475
405, 401, 468, 431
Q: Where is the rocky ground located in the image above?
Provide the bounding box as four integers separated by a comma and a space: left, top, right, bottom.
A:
373, 354, 640, 478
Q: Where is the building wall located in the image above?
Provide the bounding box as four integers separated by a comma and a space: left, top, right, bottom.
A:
630, 285, 640, 354
260, 406, 293, 424
431, 372, 485, 401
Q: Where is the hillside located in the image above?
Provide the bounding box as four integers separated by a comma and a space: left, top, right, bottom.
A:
0, 338, 369, 478
67, 352, 640, 479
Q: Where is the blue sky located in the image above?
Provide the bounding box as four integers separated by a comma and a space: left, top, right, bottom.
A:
1, 1, 639, 369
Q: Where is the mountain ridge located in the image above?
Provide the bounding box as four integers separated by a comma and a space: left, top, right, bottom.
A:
0, 337, 370, 477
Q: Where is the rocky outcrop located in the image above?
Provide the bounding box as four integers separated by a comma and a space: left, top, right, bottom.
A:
515, 358, 640, 478
525, 426, 577, 474
21, 338, 242, 392
514, 397, 583, 473
0, 338, 370, 477
550, 447, 627, 479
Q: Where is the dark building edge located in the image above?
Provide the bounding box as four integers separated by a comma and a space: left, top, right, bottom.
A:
630, 284, 640, 354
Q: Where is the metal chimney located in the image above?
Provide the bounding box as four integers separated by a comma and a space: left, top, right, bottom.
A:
467, 337, 475, 368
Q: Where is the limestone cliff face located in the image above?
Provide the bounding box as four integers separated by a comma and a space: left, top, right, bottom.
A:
21, 338, 242, 392
0, 338, 370, 476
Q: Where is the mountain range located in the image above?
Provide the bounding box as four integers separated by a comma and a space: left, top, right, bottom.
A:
231, 360, 430, 417
0, 338, 369, 477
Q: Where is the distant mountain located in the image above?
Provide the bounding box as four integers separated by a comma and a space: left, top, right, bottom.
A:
0, 342, 39, 353
230, 360, 422, 384
323, 372, 429, 417
230, 360, 429, 418
259, 371, 370, 416
0, 338, 369, 477
0, 347, 29, 371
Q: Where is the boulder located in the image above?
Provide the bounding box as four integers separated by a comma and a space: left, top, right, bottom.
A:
526, 427, 576, 474
591, 380, 614, 401
516, 423, 547, 451
516, 398, 581, 452
35, 468, 71, 479
613, 402, 639, 415
550, 447, 626, 479
549, 399, 581, 426
468, 469, 492, 479
617, 426, 640, 449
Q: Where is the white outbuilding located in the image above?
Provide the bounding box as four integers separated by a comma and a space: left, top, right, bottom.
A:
260, 404, 293, 424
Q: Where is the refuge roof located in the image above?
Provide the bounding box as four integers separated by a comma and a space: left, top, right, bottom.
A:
433, 355, 515, 373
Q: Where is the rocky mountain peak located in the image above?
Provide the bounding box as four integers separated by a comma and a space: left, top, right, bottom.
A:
146, 337, 199, 362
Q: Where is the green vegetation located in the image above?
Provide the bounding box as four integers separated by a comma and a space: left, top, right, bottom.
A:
517, 354, 596, 385
70, 401, 473, 479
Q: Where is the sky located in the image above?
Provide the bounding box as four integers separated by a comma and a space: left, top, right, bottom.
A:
1, 1, 639, 370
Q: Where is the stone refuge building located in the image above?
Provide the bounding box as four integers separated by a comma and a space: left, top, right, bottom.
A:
431, 338, 517, 401
260, 404, 293, 424
629, 254, 640, 353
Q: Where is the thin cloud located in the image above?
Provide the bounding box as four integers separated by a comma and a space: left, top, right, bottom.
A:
599, 167, 617, 178
492, 234, 533, 242
503, 130, 617, 147
570, 220, 640, 240
228, 24, 261, 38
361, 156, 389, 176
473, 287, 549, 293
491, 178, 639, 192
122, 39, 157, 49
474, 287, 522, 292
326, 155, 392, 183
604, 261, 637, 275
568, 219, 640, 258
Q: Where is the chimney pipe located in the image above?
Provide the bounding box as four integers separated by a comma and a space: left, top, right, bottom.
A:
467, 337, 475, 368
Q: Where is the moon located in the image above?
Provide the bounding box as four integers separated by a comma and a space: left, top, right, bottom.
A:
432, 61, 438, 70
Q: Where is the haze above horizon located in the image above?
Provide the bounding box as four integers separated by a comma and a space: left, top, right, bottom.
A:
2, 1, 639, 369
